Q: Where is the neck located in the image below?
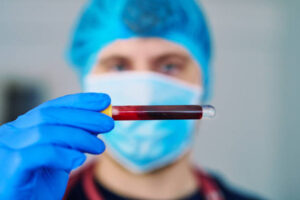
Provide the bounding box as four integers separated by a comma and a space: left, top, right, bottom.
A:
94, 152, 199, 200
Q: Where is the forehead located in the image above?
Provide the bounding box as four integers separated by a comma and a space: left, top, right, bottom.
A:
98, 38, 192, 59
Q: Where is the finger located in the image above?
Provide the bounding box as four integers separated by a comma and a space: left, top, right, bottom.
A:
19, 145, 86, 172
0, 146, 85, 195
11, 107, 115, 133
0, 147, 22, 192
0, 125, 106, 154
0, 123, 15, 148
39, 93, 111, 111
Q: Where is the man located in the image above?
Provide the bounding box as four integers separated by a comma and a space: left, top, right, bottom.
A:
0, 0, 263, 199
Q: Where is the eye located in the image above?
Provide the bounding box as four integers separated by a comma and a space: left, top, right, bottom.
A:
163, 64, 176, 71
158, 63, 181, 75
110, 63, 129, 72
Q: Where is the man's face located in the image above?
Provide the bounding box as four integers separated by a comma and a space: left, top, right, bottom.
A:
89, 38, 202, 87
87, 38, 203, 172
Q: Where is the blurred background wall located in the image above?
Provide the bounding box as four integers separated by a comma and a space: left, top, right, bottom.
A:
0, 0, 299, 199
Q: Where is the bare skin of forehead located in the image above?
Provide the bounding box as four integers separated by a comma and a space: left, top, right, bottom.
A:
98, 38, 193, 60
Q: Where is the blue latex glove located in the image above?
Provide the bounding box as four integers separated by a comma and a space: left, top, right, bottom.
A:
0, 93, 114, 200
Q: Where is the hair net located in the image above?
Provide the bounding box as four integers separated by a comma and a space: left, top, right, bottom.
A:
67, 0, 213, 101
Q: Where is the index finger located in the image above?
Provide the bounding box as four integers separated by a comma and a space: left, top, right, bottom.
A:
39, 93, 111, 111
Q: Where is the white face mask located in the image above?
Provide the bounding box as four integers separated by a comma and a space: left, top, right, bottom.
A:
83, 72, 203, 173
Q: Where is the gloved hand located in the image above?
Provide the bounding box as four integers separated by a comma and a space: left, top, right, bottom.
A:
0, 93, 114, 200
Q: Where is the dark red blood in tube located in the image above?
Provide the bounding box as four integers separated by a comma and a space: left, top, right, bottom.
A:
112, 105, 203, 121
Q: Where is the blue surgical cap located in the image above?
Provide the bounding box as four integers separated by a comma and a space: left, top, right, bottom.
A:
67, 0, 213, 101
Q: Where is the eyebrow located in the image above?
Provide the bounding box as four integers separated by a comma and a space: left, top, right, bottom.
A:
153, 53, 190, 63
98, 55, 129, 65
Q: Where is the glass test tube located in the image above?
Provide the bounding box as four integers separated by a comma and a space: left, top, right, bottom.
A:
102, 105, 216, 120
